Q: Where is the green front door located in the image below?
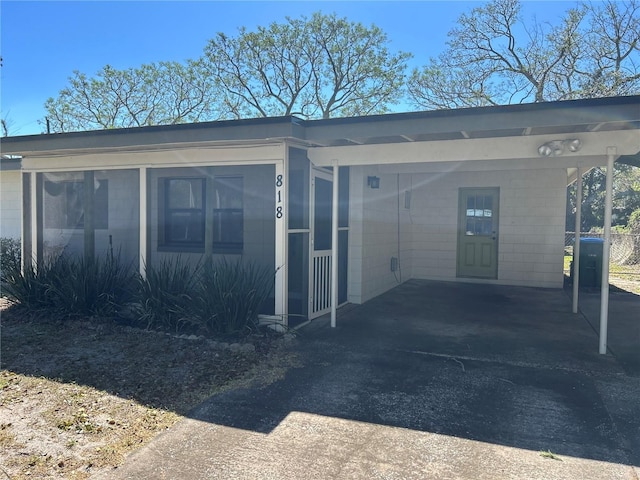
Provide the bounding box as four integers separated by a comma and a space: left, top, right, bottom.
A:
457, 188, 499, 279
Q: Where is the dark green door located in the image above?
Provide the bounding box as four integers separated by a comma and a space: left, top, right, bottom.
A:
457, 188, 499, 279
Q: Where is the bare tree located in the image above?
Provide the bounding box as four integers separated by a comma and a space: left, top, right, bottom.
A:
408, 0, 640, 109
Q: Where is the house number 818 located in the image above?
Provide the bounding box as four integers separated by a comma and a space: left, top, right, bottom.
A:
275, 175, 284, 218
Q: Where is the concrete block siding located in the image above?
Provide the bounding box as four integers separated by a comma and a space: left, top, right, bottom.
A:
0, 170, 22, 239
350, 166, 567, 304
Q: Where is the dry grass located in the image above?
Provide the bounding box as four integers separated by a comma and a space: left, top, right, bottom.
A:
0, 302, 298, 479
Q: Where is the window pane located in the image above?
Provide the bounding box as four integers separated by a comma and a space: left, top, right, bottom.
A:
481, 219, 493, 235
213, 176, 243, 251
168, 179, 203, 209
168, 211, 204, 243
214, 177, 243, 209
466, 218, 475, 235
213, 210, 243, 245
467, 196, 475, 211
164, 177, 205, 246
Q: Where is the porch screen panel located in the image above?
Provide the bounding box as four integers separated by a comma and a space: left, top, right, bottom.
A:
42, 172, 85, 261
288, 148, 309, 230
339, 167, 349, 228
40, 169, 139, 267
94, 169, 140, 268
338, 230, 348, 304
314, 177, 333, 250
288, 232, 309, 320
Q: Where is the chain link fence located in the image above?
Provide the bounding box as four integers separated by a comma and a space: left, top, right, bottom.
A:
565, 232, 640, 293
565, 232, 640, 266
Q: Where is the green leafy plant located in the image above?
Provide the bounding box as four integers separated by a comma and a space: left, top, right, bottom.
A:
195, 258, 274, 336
0, 237, 21, 283
44, 252, 135, 317
133, 256, 201, 333
2, 251, 134, 318
2, 261, 55, 312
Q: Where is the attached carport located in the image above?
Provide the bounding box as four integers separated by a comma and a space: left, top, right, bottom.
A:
305, 96, 640, 355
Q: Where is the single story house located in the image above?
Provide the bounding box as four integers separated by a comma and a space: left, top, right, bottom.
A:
1, 96, 638, 334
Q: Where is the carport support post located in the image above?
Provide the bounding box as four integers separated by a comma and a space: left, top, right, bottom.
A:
139, 167, 148, 279
572, 167, 583, 314
331, 160, 339, 328
599, 147, 616, 355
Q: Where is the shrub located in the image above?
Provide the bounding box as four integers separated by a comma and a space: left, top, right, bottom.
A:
2, 261, 56, 312
628, 208, 640, 234
0, 237, 21, 282
2, 251, 135, 318
44, 252, 136, 317
133, 257, 201, 333
194, 258, 274, 336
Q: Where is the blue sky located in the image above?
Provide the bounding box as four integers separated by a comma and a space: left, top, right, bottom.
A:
1, 0, 579, 136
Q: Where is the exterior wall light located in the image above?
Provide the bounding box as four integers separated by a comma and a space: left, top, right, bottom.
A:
538, 138, 582, 157
367, 176, 380, 189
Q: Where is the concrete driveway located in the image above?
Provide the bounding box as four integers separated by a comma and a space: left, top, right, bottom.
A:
98, 280, 640, 480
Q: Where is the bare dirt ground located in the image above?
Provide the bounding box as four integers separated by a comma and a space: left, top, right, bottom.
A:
0, 301, 299, 479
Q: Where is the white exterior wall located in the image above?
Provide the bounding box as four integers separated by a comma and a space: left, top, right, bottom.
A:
0, 170, 22, 239
349, 166, 567, 303
409, 168, 566, 288
348, 167, 413, 304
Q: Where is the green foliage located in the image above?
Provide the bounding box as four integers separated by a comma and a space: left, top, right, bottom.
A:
5, 251, 275, 338
628, 208, 640, 233
2, 261, 56, 312
0, 237, 21, 282
45, 12, 410, 132
195, 258, 274, 336
45, 253, 136, 317
133, 257, 201, 333
566, 164, 640, 231
45, 62, 220, 133
133, 257, 274, 337
202, 12, 411, 120
2, 252, 135, 317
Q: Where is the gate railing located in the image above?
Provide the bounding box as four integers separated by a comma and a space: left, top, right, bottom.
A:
311, 250, 332, 318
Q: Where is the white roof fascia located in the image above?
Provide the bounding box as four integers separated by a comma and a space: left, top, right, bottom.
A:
21, 143, 285, 173
307, 130, 639, 167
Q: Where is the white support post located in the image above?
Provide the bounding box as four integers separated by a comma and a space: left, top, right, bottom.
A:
572, 167, 583, 314
30, 172, 38, 270
599, 147, 616, 355
330, 160, 339, 328
274, 159, 288, 323
139, 167, 148, 279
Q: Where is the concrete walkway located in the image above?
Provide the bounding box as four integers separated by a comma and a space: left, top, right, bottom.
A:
96, 280, 640, 480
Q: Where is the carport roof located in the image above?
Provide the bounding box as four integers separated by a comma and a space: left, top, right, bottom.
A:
1, 95, 638, 159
